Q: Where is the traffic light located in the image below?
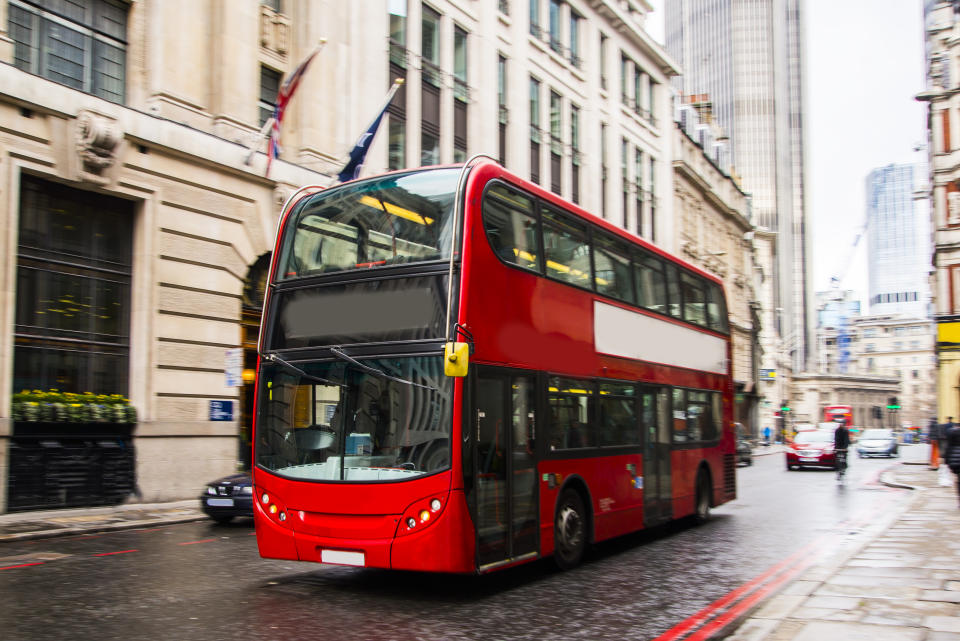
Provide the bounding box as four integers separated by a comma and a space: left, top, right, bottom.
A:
886, 396, 900, 410
872, 406, 882, 419
780, 399, 791, 413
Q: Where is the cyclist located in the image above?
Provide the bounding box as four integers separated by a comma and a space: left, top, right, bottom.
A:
834, 417, 851, 481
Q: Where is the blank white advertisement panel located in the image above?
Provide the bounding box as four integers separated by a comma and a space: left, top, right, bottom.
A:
593, 301, 727, 374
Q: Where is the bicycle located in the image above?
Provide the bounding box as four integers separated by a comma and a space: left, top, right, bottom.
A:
835, 448, 848, 483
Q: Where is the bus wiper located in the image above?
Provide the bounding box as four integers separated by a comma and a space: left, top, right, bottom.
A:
329, 346, 436, 391
263, 352, 345, 387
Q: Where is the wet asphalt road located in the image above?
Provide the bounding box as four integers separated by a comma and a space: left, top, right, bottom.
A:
0, 446, 921, 641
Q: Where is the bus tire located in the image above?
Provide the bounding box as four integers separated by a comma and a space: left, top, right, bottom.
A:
693, 471, 711, 525
554, 488, 587, 570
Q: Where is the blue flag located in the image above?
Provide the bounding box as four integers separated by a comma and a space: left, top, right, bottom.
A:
337, 80, 403, 183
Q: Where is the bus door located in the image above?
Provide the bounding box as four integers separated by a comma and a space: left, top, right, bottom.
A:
642, 387, 673, 526
473, 369, 539, 570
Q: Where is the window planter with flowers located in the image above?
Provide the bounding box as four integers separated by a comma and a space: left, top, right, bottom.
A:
8, 389, 137, 511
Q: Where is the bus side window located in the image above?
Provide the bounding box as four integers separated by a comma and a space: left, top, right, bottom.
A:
672, 388, 687, 443
665, 264, 681, 318
706, 284, 729, 333
681, 273, 707, 326
636, 254, 667, 314
542, 210, 591, 288
482, 185, 540, 271
593, 235, 635, 304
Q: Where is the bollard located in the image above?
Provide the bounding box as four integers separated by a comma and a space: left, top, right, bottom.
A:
931, 439, 940, 470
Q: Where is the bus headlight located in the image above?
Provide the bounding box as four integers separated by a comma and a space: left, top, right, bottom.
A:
397, 493, 448, 536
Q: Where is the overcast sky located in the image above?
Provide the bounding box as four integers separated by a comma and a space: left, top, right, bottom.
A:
645, 1, 927, 307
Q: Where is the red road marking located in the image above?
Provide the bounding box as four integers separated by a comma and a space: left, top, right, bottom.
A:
651, 534, 828, 641
684, 554, 818, 641
178, 538, 216, 546
0, 562, 45, 570
93, 549, 138, 557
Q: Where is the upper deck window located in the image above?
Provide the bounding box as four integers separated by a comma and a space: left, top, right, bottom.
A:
276, 168, 459, 280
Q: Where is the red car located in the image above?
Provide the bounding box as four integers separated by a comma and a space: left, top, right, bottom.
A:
786, 430, 837, 470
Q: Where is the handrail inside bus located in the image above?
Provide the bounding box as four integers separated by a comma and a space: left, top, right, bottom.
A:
445, 154, 499, 345
257, 183, 329, 357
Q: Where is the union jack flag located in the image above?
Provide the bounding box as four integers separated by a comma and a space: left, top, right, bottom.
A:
265, 45, 322, 176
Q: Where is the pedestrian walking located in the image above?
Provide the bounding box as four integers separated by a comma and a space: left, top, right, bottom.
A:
945, 421, 960, 507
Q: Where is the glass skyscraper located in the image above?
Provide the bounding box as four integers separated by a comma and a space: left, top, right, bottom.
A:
666, 0, 812, 372
866, 163, 930, 318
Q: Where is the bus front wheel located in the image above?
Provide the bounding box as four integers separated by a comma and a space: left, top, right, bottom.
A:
554, 488, 587, 570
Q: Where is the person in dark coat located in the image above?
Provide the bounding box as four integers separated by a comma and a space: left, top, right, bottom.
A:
945, 421, 960, 507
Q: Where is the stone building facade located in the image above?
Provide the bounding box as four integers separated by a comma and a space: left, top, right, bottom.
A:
919, 0, 960, 424
0, 0, 679, 511
671, 121, 760, 436
816, 315, 936, 428
791, 373, 900, 432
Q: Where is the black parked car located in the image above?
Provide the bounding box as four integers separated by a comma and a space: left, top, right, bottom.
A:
200, 472, 254, 523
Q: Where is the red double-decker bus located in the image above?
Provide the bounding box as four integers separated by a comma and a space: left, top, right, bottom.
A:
253, 159, 736, 573
823, 405, 853, 428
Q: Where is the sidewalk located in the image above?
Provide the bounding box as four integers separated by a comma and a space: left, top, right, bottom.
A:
0, 499, 205, 542
727, 461, 960, 641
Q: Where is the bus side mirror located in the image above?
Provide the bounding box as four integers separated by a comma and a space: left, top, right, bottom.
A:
444, 342, 469, 377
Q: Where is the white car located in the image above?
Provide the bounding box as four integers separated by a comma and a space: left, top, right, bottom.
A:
856, 428, 899, 458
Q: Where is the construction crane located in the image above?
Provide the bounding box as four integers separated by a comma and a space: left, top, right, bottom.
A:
829, 217, 869, 290
825, 217, 869, 374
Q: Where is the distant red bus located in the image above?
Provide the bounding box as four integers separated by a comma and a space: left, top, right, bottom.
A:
824, 405, 853, 428
252, 160, 736, 573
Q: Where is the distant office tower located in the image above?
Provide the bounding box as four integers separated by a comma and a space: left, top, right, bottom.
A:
866, 164, 930, 318
665, 0, 812, 372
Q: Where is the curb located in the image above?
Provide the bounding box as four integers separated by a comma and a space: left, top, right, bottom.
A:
0, 513, 207, 543
720, 464, 924, 640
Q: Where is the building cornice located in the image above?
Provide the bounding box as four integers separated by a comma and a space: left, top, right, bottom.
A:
0, 63, 330, 187
585, 0, 680, 77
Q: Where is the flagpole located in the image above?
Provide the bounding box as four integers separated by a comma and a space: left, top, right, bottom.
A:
243, 38, 327, 167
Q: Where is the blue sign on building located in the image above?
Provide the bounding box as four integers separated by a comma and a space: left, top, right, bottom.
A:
209, 400, 234, 421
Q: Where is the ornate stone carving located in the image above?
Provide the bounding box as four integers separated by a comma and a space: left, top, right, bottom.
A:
76, 110, 121, 183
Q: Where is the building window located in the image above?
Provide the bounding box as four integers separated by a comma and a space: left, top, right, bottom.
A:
453, 26, 468, 162
600, 123, 608, 218
10, 0, 128, 103
633, 66, 642, 116
621, 138, 629, 228
550, 90, 562, 195
620, 54, 629, 106
529, 0, 540, 37
569, 10, 581, 67
259, 66, 281, 127
388, 0, 407, 66
14, 175, 133, 395
599, 33, 608, 91
548, 0, 561, 53
262, 0, 282, 11
649, 156, 656, 242
530, 76, 541, 184
498, 54, 508, 166
635, 148, 644, 236
421, 4, 441, 86
388, 2, 408, 170
648, 77, 657, 124
571, 104, 580, 204
499, 0, 510, 16
421, 4, 440, 165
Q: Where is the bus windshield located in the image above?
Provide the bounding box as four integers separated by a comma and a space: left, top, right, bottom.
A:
275, 168, 460, 279
255, 354, 452, 482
